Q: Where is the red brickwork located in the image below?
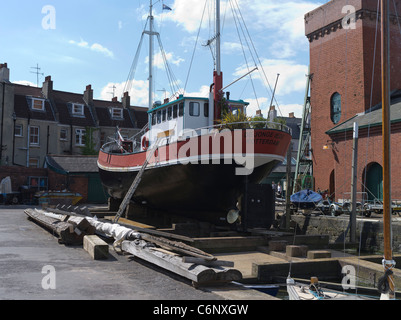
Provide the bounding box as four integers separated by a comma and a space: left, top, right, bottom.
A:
0, 166, 89, 203
306, 0, 401, 199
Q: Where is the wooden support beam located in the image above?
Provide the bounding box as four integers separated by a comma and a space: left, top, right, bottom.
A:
84, 235, 109, 260
121, 240, 242, 285
24, 208, 84, 245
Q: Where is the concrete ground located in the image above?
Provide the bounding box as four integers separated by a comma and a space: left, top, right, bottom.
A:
0, 206, 277, 301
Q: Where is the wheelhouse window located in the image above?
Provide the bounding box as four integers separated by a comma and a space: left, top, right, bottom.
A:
167, 107, 172, 120
179, 103, 184, 117
330, 92, 341, 124
173, 104, 178, 119
189, 102, 200, 117
157, 110, 161, 124
29, 126, 40, 146
32, 98, 45, 111
162, 109, 167, 122
204, 103, 209, 117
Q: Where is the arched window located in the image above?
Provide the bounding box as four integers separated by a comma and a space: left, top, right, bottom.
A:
330, 92, 341, 124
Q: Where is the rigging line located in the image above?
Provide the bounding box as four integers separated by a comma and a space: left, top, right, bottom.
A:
229, 0, 260, 111
184, 0, 208, 93
363, 0, 380, 205
124, 32, 146, 95
231, 0, 280, 114
156, 34, 182, 95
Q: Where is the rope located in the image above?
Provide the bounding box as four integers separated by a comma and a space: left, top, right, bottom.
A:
377, 268, 394, 294
183, 0, 207, 93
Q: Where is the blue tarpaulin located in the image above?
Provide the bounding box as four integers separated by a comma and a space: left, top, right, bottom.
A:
290, 189, 322, 209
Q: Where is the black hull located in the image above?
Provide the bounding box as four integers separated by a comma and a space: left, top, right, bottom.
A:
99, 161, 280, 222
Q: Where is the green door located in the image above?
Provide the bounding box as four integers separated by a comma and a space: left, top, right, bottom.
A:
366, 163, 383, 201
87, 173, 108, 203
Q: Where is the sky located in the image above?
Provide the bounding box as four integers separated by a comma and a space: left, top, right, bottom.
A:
0, 0, 326, 118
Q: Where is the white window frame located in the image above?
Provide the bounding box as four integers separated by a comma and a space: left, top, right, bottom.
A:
15, 124, 23, 137
110, 107, 124, 119
29, 126, 40, 146
28, 158, 40, 168
60, 128, 68, 141
32, 98, 45, 111
72, 103, 84, 116
75, 128, 86, 146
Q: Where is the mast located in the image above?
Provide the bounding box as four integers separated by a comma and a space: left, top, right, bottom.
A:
213, 0, 223, 123
380, 0, 395, 299
148, 0, 154, 109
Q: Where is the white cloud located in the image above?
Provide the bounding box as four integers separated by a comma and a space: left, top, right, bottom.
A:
235, 58, 308, 97
100, 80, 149, 106
13, 80, 37, 87
162, 0, 320, 58
69, 38, 114, 59
146, 50, 184, 69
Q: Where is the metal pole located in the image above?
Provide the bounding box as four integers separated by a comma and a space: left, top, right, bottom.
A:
216, 0, 221, 76
350, 122, 358, 243
380, 0, 394, 299
148, 0, 154, 109
285, 142, 293, 230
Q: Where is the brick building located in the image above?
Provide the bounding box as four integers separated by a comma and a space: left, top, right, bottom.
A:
305, 0, 401, 201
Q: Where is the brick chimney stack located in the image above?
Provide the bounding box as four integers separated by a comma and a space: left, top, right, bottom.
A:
0, 63, 10, 82
84, 84, 93, 105
289, 112, 295, 118
43, 75, 53, 99
122, 91, 130, 109
268, 105, 277, 121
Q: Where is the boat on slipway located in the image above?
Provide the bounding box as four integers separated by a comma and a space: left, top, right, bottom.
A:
97, 0, 292, 225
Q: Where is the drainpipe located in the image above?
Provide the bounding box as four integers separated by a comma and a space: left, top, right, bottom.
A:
0, 81, 5, 164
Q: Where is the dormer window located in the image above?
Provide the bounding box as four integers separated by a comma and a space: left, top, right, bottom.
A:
32, 98, 45, 111
110, 107, 123, 120
72, 103, 84, 116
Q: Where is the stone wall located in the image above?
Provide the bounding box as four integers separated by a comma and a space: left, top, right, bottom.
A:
291, 215, 401, 254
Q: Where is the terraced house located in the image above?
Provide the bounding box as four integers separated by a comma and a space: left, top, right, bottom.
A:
0, 63, 147, 168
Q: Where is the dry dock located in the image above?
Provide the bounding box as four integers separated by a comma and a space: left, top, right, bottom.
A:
2, 204, 398, 300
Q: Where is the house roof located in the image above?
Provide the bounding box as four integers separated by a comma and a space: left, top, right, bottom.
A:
11, 82, 148, 130
45, 155, 99, 174
52, 90, 97, 127
14, 94, 57, 122
326, 90, 401, 135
